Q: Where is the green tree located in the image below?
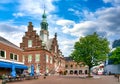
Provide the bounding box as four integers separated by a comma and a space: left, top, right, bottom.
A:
109, 47, 120, 64
70, 32, 110, 77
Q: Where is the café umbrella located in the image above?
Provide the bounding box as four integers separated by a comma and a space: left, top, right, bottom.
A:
10, 62, 16, 77
30, 64, 34, 76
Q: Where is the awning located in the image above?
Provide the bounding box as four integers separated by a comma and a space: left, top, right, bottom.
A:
0, 61, 28, 70
15, 63, 28, 70
0, 61, 11, 68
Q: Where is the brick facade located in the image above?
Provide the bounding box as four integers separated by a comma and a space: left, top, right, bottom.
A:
65, 57, 88, 75
20, 22, 65, 75
0, 38, 23, 75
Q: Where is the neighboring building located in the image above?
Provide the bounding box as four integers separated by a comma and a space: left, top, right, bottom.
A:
0, 36, 27, 76
104, 48, 120, 74
64, 57, 88, 75
112, 39, 120, 48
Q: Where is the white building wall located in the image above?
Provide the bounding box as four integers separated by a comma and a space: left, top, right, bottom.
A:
104, 64, 120, 74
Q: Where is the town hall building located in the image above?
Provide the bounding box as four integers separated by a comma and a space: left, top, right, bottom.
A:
20, 10, 65, 75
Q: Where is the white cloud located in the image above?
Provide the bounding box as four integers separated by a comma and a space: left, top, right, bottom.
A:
0, 22, 27, 46
58, 20, 98, 37
56, 19, 75, 26
14, 0, 55, 18
13, 12, 24, 18
68, 8, 75, 12
56, 5, 120, 56
68, 8, 82, 18
58, 38, 78, 56
103, 0, 120, 6
61, 6, 120, 38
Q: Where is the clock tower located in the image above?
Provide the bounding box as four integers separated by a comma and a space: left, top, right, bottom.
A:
40, 9, 49, 43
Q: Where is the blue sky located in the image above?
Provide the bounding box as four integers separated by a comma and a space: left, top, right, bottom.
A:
0, 0, 120, 56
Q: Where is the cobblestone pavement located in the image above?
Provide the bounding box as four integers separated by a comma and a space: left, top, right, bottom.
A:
2, 75, 119, 84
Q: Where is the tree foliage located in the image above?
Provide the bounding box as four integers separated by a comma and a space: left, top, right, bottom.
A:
109, 47, 120, 64
70, 32, 110, 76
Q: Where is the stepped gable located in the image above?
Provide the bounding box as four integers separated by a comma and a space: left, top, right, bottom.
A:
20, 22, 42, 50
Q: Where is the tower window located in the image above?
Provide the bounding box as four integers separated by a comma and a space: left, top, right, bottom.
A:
55, 46, 57, 53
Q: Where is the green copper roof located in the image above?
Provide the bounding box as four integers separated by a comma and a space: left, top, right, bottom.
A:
41, 9, 48, 30
42, 10, 47, 22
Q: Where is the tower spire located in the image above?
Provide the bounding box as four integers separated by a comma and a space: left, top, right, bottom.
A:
42, 4, 47, 22
40, 4, 49, 43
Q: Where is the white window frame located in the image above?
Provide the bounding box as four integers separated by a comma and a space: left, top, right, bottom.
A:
46, 66, 49, 73
28, 40, 32, 47
10, 53, 19, 61
35, 54, 40, 62
28, 54, 32, 63
46, 55, 49, 63
50, 56, 53, 64
14, 54, 19, 61
0, 50, 6, 59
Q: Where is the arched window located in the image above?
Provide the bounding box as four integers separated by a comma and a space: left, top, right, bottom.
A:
70, 65, 73, 68
65, 65, 68, 68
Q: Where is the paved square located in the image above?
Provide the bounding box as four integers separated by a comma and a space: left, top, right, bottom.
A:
3, 75, 119, 84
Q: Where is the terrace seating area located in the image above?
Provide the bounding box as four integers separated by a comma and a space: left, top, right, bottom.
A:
1, 73, 39, 83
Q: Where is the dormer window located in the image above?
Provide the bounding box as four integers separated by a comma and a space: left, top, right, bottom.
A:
28, 40, 32, 47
